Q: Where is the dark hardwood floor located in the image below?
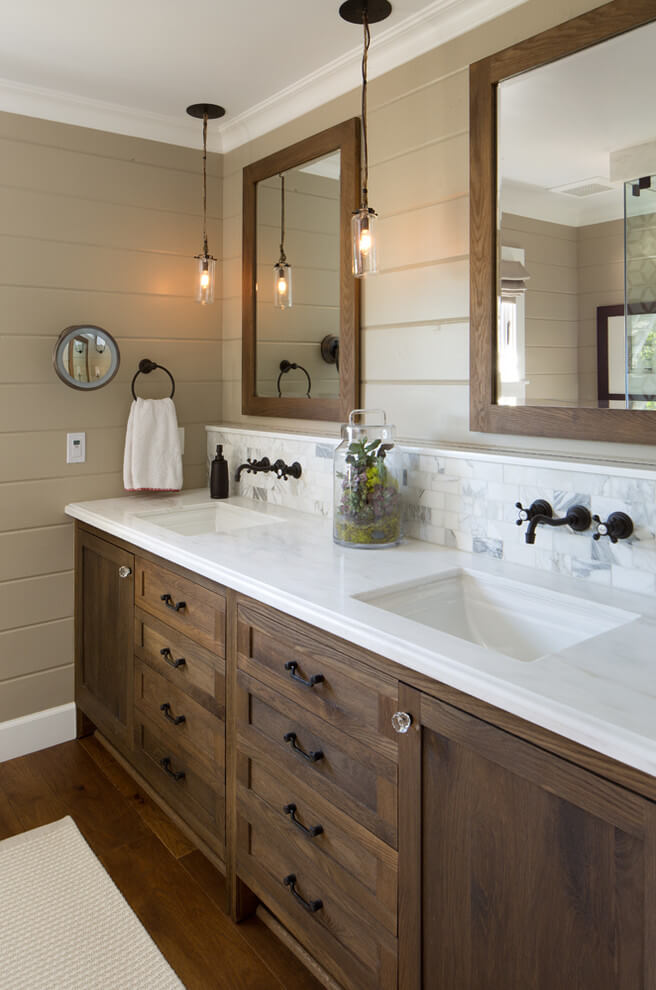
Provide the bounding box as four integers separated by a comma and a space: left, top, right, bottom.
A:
0, 737, 322, 990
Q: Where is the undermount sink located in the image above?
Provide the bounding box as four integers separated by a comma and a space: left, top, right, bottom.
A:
355, 568, 638, 662
136, 502, 284, 537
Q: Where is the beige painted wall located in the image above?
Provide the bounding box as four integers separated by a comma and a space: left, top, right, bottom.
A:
0, 112, 221, 723
502, 213, 579, 407
220, 0, 656, 461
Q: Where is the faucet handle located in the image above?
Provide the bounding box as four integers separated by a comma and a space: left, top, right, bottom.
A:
592, 512, 634, 544
515, 499, 553, 527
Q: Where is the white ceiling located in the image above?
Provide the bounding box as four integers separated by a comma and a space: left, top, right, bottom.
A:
500, 20, 656, 226
1, 0, 525, 152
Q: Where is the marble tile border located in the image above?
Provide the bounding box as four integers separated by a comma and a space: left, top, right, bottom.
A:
207, 425, 656, 593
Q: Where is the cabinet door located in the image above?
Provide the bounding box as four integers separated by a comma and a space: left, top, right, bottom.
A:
398, 684, 656, 990
75, 527, 134, 749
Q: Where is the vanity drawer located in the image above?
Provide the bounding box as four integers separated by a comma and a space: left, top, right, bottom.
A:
236, 600, 398, 759
135, 609, 225, 718
135, 557, 225, 654
134, 659, 224, 775
237, 671, 397, 847
132, 713, 225, 858
236, 811, 397, 990
239, 757, 398, 935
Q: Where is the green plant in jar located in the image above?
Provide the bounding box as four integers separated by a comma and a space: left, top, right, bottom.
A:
335, 435, 401, 546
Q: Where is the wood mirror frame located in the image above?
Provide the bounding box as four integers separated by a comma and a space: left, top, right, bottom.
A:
470, 0, 656, 444
242, 118, 360, 421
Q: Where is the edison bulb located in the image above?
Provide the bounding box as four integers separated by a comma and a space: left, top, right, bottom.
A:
195, 254, 215, 304
200, 268, 210, 290
273, 263, 292, 309
359, 229, 372, 255
277, 276, 287, 295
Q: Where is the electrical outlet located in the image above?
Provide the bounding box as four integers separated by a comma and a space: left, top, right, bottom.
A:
66, 432, 86, 464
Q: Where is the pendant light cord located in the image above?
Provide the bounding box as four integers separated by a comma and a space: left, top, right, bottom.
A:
279, 173, 287, 265
360, 14, 371, 211
202, 113, 208, 256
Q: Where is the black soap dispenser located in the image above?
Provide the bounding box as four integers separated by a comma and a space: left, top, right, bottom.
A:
210, 445, 229, 499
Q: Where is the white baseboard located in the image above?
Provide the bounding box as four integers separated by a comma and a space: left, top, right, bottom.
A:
0, 703, 77, 763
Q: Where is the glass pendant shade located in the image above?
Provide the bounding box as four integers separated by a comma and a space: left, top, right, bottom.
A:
196, 254, 216, 305
352, 206, 378, 277
273, 261, 292, 309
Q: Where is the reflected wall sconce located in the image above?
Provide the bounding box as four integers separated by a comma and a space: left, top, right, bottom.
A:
339, 0, 392, 277
274, 173, 292, 309
186, 102, 225, 304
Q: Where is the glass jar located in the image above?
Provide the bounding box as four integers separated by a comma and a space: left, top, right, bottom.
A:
333, 409, 403, 548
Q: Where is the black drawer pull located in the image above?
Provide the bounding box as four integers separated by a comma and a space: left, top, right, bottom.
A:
160, 593, 186, 612
284, 661, 324, 688
283, 732, 324, 763
283, 803, 324, 838
159, 757, 185, 781
283, 874, 323, 913
160, 702, 186, 726
160, 647, 186, 669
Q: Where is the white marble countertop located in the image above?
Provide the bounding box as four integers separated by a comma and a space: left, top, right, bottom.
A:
66, 490, 656, 778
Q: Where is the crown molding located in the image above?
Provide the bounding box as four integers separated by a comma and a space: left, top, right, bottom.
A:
218, 0, 526, 152
0, 0, 526, 155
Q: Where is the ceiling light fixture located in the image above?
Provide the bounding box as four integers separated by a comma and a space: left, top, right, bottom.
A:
339, 0, 392, 277
186, 102, 225, 304
274, 173, 292, 309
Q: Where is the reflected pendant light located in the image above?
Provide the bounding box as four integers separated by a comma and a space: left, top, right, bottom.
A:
339, 0, 392, 277
186, 102, 225, 304
274, 173, 292, 309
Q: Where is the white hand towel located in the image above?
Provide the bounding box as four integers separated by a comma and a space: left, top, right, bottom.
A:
123, 397, 183, 492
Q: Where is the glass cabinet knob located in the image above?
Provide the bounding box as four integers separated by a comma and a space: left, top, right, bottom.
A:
392, 711, 413, 734
118, 565, 132, 579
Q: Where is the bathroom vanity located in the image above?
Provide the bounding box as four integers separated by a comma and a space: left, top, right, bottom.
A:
68, 492, 656, 990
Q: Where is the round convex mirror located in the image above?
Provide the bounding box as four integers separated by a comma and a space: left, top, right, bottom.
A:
53, 325, 120, 390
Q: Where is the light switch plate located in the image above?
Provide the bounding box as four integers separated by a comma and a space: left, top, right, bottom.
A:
66, 432, 86, 464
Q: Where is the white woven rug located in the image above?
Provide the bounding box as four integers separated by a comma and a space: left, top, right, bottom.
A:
0, 816, 184, 989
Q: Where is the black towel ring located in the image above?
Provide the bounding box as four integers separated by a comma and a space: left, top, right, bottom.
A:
131, 359, 176, 400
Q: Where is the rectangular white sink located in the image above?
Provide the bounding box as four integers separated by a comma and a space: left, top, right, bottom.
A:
136, 502, 285, 537
355, 568, 638, 662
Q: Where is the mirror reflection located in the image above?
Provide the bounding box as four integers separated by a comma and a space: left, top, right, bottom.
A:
53, 325, 120, 390
255, 150, 341, 399
497, 21, 656, 410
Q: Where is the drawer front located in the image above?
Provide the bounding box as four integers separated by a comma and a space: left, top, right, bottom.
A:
134, 659, 224, 775
237, 601, 398, 760
136, 558, 225, 654
135, 609, 225, 718
238, 671, 397, 847
239, 758, 398, 935
237, 813, 397, 990
132, 714, 225, 857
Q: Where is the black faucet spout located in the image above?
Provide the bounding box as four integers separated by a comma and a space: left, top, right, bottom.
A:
524, 513, 568, 544
524, 504, 592, 544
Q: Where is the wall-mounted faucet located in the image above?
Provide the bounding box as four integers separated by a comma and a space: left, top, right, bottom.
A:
516, 499, 592, 545
235, 456, 302, 483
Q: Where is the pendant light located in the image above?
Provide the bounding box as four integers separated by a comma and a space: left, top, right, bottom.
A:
339, 0, 392, 277
186, 102, 225, 304
274, 173, 292, 309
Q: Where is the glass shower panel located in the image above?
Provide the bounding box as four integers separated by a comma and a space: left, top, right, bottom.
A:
625, 176, 656, 409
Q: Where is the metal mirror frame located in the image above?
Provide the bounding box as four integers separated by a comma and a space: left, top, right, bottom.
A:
469, 0, 656, 444
53, 324, 120, 391
242, 118, 360, 422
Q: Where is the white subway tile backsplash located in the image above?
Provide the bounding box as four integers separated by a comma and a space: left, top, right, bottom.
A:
207, 426, 656, 595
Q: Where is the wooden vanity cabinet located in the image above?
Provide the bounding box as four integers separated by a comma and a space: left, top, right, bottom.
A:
232, 598, 400, 990
75, 527, 134, 749
397, 683, 656, 990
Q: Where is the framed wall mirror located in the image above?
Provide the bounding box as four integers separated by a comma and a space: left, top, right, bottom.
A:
470, 0, 656, 443
242, 118, 360, 421
53, 325, 120, 390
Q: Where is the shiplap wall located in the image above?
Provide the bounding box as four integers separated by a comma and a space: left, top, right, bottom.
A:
578, 217, 623, 405
220, 0, 656, 461
0, 112, 221, 723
